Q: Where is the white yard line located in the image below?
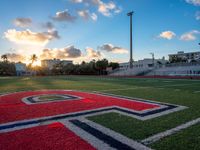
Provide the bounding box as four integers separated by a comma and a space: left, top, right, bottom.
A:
141, 117, 200, 145
97, 87, 149, 92
155, 78, 200, 82
194, 91, 200, 93
158, 83, 200, 88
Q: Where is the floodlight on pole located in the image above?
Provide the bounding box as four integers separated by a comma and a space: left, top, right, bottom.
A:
150, 52, 155, 67
127, 11, 134, 69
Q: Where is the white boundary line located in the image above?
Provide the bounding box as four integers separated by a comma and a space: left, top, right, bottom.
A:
92, 91, 187, 107
114, 106, 186, 121
91, 92, 187, 120
141, 117, 200, 145
67, 118, 151, 150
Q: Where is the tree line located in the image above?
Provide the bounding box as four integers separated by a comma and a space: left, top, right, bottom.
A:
37, 59, 119, 76
0, 54, 119, 76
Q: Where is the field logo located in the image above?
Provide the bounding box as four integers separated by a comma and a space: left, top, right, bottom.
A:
0, 90, 187, 150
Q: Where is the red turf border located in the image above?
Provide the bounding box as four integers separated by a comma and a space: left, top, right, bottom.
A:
0, 90, 159, 124
0, 122, 95, 150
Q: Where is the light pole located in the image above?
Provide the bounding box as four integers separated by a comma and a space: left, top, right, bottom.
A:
150, 53, 155, 67
127, 11, 134, 69
150, 52, 155, 76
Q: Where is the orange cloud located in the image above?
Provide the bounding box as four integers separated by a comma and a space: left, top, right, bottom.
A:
159, 31, 176, 40
180, 30, 200, 41
4, 29, 59, 46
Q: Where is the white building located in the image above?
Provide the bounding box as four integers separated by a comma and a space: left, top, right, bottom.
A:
169, 51, 200, 63
15, 62, 36, 76
110, 56, 200, 76
15, 62, 27, 76
41, 59, 73, 70
15, 62, 26, 72
119, 58, 167, 70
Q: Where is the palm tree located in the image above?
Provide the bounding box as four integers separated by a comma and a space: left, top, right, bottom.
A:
96, 59, 108, 75
1, 55, 8, 62
30, 54, 38, 66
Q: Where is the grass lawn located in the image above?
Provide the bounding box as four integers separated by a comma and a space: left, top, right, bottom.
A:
0, 75, 200, 150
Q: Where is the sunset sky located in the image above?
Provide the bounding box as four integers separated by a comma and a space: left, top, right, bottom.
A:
0, 0, 199, 65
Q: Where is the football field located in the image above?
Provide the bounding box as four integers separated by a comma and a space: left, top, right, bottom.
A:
0, 76, 200, 150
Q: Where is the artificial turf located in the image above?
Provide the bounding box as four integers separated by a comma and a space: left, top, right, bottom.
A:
0, 75, 200, 150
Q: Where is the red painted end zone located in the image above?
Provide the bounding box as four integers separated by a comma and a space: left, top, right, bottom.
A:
0, 122, 95, 150
0, 90, 160, 124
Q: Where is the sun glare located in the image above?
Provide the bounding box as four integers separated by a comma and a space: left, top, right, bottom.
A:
24, 59, 41, 67
32, 60, 41, 67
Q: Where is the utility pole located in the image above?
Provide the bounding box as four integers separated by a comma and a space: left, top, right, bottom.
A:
150, 53, 155, 67
150, 52, 155, 76
127, 11, 134, 69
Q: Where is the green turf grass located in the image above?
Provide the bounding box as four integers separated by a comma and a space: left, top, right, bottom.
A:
0, 75, 200, 150
38, 95, 66, 101
150, 123, 200, 150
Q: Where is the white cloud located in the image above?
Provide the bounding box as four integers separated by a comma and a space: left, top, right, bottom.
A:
159, 31, 176, 40
77, 10, 97, 21
97, 1, 116, 16
52, 10, 76, 22
44, 30, 60, 39
180, 30, 200, 41
98, 44, 128, 54
71, 0, 83, 3
13, 18, 32, 28
4, 29, 59, 46
40, 46, 102, 63
195, 11, 200, 20
114, 7, 122, 14
91, 13, 98, 21
40, 46, 82, 60
185, 0, 200, 6
71, 0, 121, 17
86, 47, 101, 58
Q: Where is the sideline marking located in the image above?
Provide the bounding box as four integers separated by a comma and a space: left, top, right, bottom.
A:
141, 117, 200, 145
68, 118, 151, 150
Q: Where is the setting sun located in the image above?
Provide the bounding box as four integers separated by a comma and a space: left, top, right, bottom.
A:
31, 60, 41, 66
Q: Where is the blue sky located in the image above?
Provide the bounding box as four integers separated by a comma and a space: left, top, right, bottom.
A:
0, 0, 199, 64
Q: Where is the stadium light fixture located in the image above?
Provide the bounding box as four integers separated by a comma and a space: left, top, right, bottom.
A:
127, 11, 134, 69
